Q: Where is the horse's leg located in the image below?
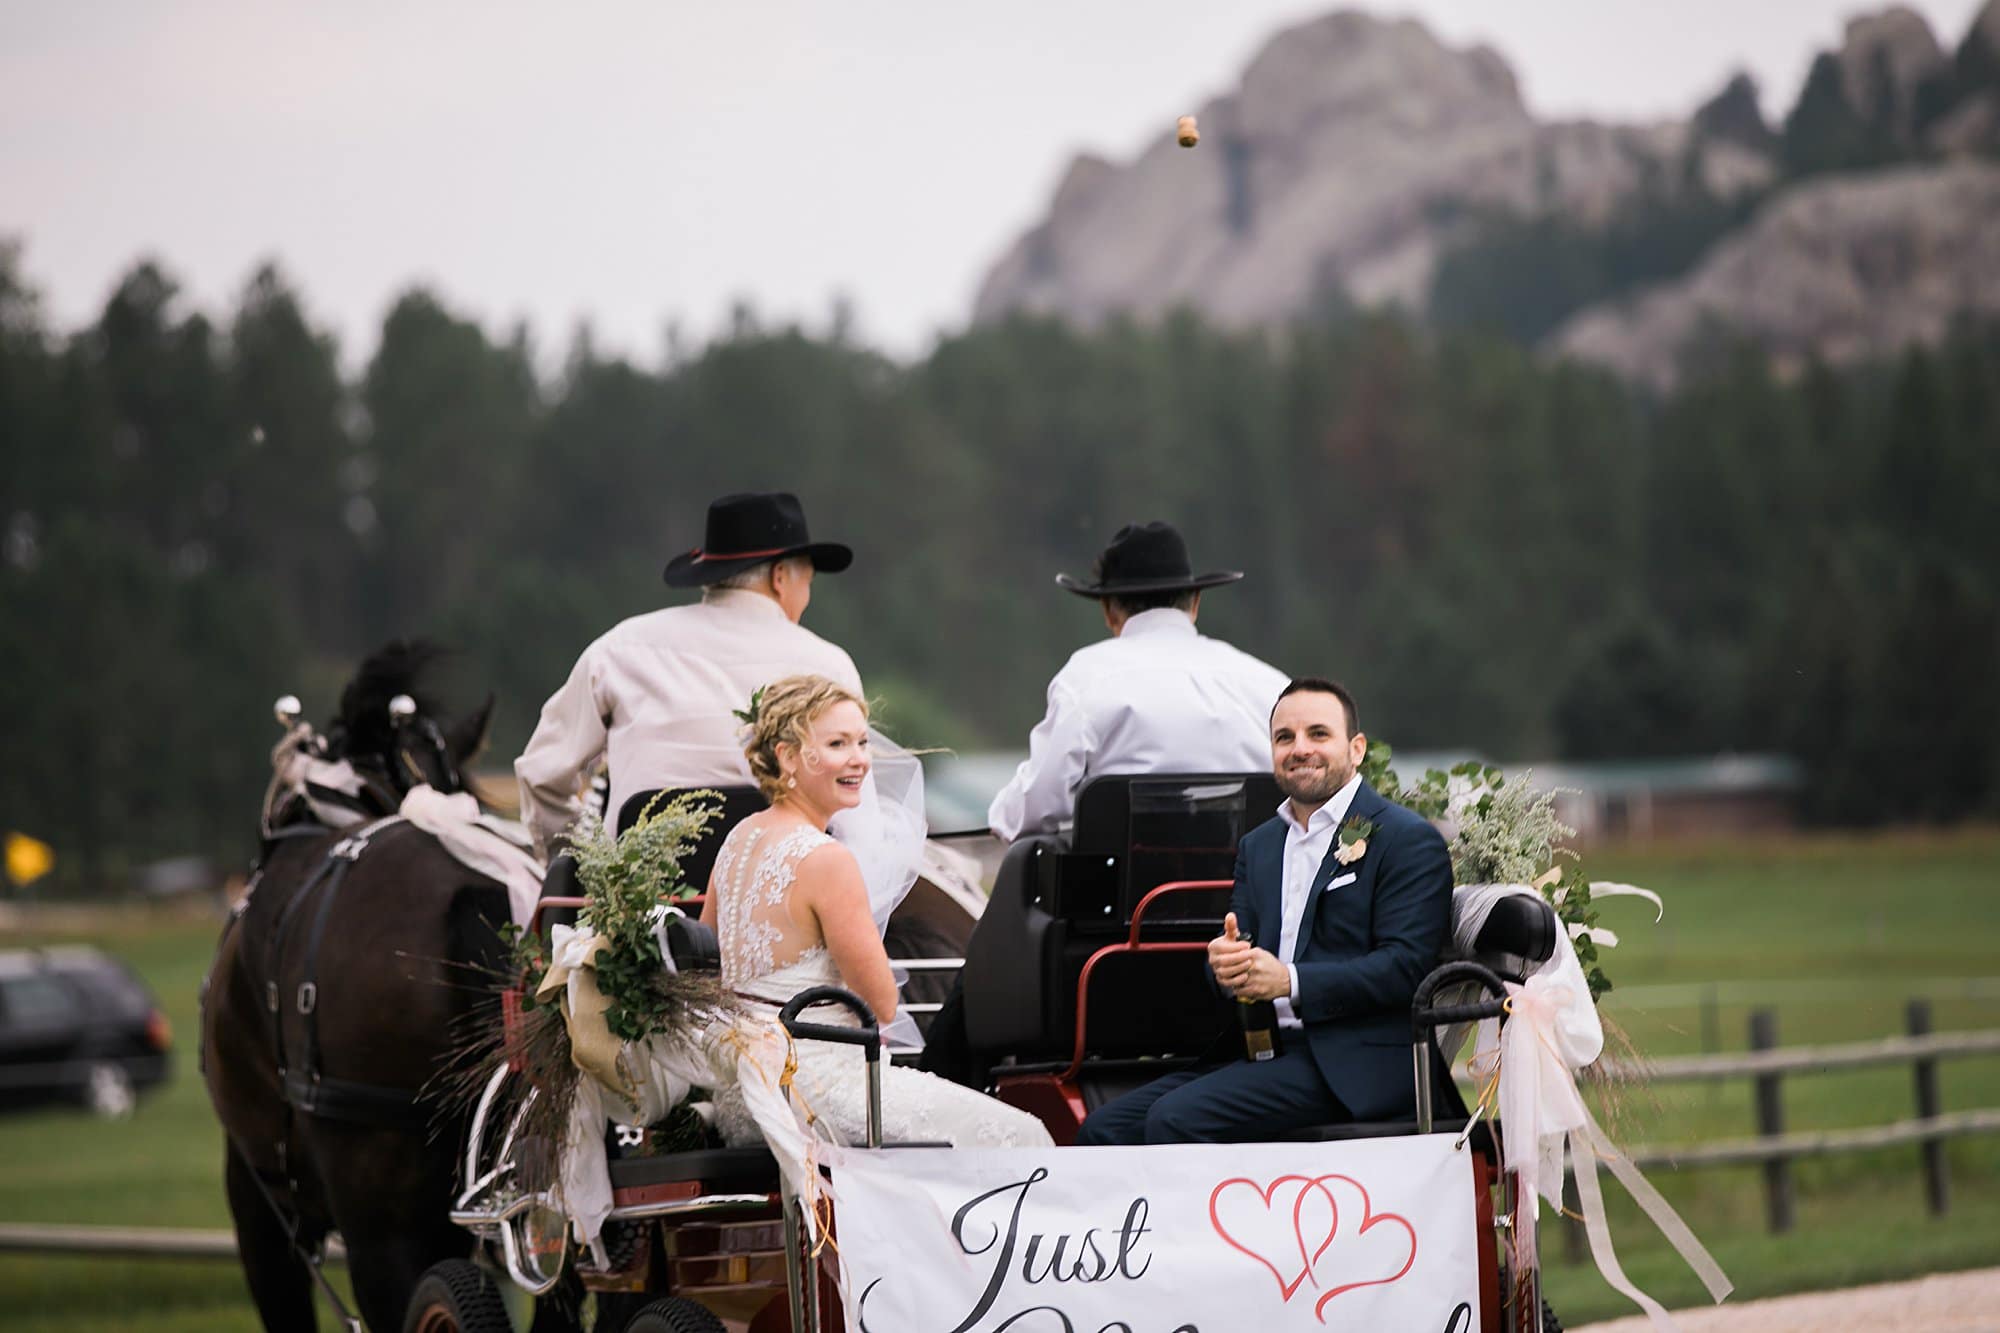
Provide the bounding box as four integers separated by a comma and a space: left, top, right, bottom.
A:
313, 1123, 471, 1333
341, 1221, 474, 1333
223, 1145, 316, 1333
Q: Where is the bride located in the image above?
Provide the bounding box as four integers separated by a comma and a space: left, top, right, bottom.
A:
701, 674, 1052, 1150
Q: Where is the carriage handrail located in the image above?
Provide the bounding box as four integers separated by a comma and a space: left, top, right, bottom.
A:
528, 896, 586, 937
1057, 878, 1234, 1082
780, 985, 883, 1149
1411, 961, 1509, 1039
1410, 961, 1509, 1135
1125, 878, 1234, 945
779, 986, 882, 1060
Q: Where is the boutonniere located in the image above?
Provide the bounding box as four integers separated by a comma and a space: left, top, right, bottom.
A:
1334, 816, 1375, 866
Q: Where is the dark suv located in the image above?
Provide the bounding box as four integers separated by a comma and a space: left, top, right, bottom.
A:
0, 947, 171, 1116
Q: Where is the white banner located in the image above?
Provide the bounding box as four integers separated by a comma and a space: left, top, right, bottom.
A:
834, 1135, 1480, 1333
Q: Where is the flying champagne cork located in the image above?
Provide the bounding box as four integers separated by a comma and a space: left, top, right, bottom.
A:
1176, 115, 1199, 148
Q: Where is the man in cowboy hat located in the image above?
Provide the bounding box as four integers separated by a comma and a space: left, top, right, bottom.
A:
514, 491, 860, 859
987, 521, 1288, 842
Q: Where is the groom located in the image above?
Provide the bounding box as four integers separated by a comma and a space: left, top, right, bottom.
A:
1075, 677, 1454, 1144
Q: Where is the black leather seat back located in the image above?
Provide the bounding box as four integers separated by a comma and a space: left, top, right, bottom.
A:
1071, 773, 1280, 925
1466, 893, 1558, 982
962, 774, 1278, 1067
662, 915, 722, 973
961, 837, 1059, 1053
617, 785, 766, 894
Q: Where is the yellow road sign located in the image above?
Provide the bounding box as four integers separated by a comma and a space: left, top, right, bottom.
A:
5, 832, 55, 887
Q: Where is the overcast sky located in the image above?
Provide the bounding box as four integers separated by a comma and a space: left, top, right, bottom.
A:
2, 1, 1986, 365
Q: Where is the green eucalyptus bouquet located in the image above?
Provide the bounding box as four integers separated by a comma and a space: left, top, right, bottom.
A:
568, 789, 725, 1042
1362, 743, 1618, 1001
500, 789, 728, 1042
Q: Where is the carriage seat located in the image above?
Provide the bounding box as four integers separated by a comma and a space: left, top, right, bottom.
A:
608, 1145, 778, 1198
960, 772, 1279, 1069
1057, 898, 1560, 1123
534, 785, 762, 938
617, 785, 766, 892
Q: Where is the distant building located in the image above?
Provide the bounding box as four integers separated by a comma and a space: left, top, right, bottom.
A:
1534, 755, 1802, 841
923, 751, 1803, 844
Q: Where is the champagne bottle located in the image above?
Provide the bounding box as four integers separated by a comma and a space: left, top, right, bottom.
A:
1238, 995, 1280, 1061
1233, 928, 1281, 1062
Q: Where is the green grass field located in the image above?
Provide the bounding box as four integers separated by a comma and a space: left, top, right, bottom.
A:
3, 828, 1997, 1329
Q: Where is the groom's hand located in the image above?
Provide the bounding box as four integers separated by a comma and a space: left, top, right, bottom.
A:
1209, 913, 1290, 1002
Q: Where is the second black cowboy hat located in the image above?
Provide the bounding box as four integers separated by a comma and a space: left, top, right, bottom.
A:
663, 492, 854, 587
1055, 521, 1244, 598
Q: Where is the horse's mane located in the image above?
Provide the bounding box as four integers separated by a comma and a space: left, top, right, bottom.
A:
329, 638, 450, 763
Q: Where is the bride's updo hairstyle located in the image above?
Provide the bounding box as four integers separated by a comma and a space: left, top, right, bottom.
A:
743, 674, 869, 803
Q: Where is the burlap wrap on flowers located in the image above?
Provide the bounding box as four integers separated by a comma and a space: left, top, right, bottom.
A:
536, 930, 638, 1104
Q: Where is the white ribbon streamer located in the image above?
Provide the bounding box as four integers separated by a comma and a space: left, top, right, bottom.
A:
1582, 881, 1665, 921
545, 918, 732, 1251
545, 924, 618, 1253
722, 1018, 846, 1239
1494, 974, 1731, 1329
263, 725, 371, 833
1445, 883, 1604, 1065
400, 784, 545, 927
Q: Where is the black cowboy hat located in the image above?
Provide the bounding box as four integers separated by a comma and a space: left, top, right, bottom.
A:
663, 492, 853, 588
1054, 521, 1245, 598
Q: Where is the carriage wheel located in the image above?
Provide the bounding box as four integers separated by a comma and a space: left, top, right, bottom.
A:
620, 1296, 727, 1333
403, 1259, 513, 1333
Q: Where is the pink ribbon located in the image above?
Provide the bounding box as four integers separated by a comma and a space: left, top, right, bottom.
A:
1493, 974, 1732, 1329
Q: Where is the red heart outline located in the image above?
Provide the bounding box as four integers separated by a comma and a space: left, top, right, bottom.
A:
1208, 1172, 1420, 1319
1208, 1174, 1338, 1301
1304, 1174, 1417, 1320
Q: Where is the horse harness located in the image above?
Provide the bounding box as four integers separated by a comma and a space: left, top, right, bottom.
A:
211, 813, 423, 1333
255, 813, 438, 1131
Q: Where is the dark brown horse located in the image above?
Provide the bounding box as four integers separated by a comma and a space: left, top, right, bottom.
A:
201, 643, 513, 1332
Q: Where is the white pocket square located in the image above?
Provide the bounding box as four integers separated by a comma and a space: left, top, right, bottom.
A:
1326, 871, 1358, 890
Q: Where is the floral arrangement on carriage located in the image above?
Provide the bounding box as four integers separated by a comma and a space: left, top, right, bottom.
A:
1359, 743, 1733, 1323
444, 790, 742, 1268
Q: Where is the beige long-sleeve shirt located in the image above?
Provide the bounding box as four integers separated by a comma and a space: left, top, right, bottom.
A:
514, 588, 863, 857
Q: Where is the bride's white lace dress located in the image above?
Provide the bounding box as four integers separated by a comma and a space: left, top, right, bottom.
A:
710, 819, 1052, 1150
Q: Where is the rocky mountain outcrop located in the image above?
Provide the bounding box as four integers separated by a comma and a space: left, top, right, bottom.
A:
973, 11, 1770, 329
1550, 159, 2000, 386
1837, 6, 1948, 138
974, 3, 2000, 383
1924, 0, 2000, 153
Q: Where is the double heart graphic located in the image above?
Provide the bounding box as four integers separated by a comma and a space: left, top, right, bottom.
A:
1207, 1173, 1418, 1321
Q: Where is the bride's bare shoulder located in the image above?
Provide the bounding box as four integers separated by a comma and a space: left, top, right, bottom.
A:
792, 835, 864, 897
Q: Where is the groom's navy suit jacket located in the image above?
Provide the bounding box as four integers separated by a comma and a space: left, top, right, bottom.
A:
1228, 781, 1454, 1121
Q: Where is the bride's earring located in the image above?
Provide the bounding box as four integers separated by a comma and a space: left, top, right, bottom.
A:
786, 776, 797, 789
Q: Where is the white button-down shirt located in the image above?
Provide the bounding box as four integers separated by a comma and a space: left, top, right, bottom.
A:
1273, 772, 1362, 1028
987, 609, 1290, 841
514, 588, 863, 857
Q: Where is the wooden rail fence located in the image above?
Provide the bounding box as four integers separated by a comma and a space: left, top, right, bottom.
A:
1564, 999, 1999, 1251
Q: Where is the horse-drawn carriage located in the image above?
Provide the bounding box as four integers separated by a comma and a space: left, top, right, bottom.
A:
414, 772, 1566, 1333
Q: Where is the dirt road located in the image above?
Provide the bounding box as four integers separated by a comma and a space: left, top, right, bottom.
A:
1574, 1266, 2000, 1331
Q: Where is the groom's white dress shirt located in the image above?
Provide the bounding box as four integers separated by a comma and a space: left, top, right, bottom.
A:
515, 588, 862, 858
1272, 773, 1362, 1030
987, 608, 1289, 842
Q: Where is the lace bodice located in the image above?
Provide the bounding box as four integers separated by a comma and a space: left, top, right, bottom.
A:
710, 819, 837, 988
705, 817, 1054, 1153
